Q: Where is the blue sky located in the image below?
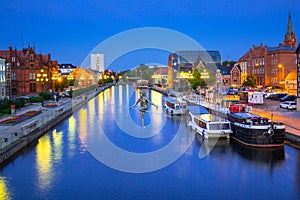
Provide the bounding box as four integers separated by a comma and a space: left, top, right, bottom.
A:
1, 0, 299, 71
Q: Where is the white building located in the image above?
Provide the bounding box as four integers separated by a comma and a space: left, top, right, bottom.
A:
90, 54, 104, 72
0, 58, 6, 99
58, 63, 76, 76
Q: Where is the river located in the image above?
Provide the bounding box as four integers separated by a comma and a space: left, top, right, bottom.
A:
0, 85, 299, 200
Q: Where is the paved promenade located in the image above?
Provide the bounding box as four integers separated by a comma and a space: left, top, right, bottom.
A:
252, 106, 300, 137
0, 99, 73, 149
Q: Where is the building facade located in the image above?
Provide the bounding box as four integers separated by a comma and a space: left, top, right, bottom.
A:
90, 54, 104, 72
0, 58, 6, 99
151, 67, 168, 86
58, 63, 76, 76
0, 46, 58, 97
238, 12, 297, 88
217, 64, 241, 88
296, 43, 300, 111
168, 50, 221, 89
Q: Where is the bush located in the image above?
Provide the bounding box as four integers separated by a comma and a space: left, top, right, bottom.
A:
0, 108, 11, 116
39, 91, 52, 100
15, 98, 25, 109
0, 98, 11, 110
30, 96, 43, 103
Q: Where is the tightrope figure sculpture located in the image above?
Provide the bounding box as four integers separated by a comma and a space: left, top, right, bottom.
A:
130, 91, 158, 127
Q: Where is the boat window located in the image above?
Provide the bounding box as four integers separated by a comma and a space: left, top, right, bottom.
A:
166, 101, 175, 109
209, 123, 231, 130
194, 118, 207, 129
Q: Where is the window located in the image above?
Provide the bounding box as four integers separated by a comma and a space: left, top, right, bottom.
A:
29, 73, 36, 80
12, 57, 15, 62
12, 72, 16, 80
30, 83, 36, 92
30, 54, 34, 61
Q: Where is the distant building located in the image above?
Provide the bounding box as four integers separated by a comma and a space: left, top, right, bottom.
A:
90, 54, 104, 72
70, 67, 94, 88
0, 58, 6, 99
238, 11, 297, 88
168, 50, 221, 89
151, 67, 168, 85
58, 63, 76, 76
217, 64, 241, 88
86, 68, 101, 85
0, 45, 58, 97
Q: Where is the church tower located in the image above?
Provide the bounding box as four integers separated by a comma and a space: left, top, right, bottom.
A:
284, 11, 296, 47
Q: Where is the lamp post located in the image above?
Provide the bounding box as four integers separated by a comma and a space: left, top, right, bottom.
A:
52, 71, 59, 92
278, 64, 285, 86
36, 69, 49, 92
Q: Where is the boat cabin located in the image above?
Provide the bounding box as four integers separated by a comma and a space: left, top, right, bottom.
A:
163, 97, 187, 115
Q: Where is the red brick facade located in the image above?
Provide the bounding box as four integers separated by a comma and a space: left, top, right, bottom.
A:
238, 44, 296, 88
238, 12, 297, 88
0, 46, 58, 98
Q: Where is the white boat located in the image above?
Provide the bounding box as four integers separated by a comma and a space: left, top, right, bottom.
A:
186, 106, 232, 139
163, 96, 187, 115
134, 79, 149, 89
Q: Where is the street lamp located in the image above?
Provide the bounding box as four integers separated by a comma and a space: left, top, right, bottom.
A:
278, 64, 285, 85
36, 69, 49, 92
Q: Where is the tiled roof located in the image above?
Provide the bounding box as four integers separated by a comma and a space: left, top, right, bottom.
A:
268, 45, 296, 52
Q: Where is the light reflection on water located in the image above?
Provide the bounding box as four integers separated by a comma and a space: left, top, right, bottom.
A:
0, 177, 11, 200
36, 134, 53, 192
0, 85, 299, 199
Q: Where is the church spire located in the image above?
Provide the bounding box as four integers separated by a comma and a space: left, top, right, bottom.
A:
284, 10, 296, 47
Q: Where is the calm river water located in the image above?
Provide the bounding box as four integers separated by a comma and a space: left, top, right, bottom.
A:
0, 85, 299, 200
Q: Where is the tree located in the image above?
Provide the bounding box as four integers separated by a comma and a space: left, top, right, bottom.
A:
188, 68, 207, 90
243, 75, 256, 88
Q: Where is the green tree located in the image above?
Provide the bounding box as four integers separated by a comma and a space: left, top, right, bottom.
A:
188, 68, 207, 90
243, 75, 256, 88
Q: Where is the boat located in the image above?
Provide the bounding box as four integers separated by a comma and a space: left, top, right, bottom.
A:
163, 96, 187, 115
186, 106, 232, 139
134, 79, 149, 89
226, 104, 285, 148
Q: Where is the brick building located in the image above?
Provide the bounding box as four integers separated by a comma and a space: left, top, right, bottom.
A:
217, 64, 241, 88
296, 43, 300, 111
238, 11, 297, 88
0, 58, 6, 99
0, 45, 58, 98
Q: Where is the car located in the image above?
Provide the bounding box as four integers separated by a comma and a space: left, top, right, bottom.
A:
279, 95, 297, 102
60, 91, 71, 98
280, 101, 296, 110
52, 92, 62, 101
268, 93, 287, 100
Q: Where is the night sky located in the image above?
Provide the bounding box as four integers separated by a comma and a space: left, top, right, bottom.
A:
0, 0, 299, 71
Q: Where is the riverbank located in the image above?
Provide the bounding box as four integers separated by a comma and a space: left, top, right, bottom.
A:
0, 84, 112, 165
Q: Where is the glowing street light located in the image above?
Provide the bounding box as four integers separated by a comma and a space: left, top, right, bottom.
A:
278, 64, 285, 85
36, 69, 49, 92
